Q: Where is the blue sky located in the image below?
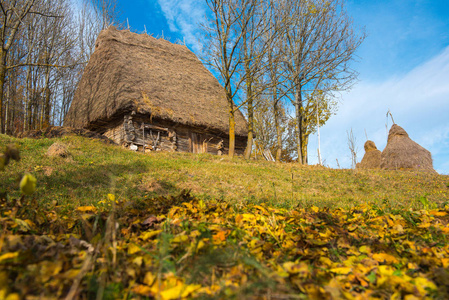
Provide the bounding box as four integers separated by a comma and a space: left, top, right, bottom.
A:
116, 0, 449, 174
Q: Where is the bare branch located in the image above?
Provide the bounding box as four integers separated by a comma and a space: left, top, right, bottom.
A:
7, 62, 86, 70
27, 11, 64, 18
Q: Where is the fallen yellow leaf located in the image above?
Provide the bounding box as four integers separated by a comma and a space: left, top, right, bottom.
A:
414, 277, 437, 296
20, 173, 36, 195
330, 267, 352, 275
373, 252, 398, 264
5, 293, 20, 300
76, 206, 97, 213
143, 272, 156, 286
140, 230, 162, 241
0, 252, 19, 264
283, 261, 309, 276
159, 283, 201, 300
132, 284, 152, 296
319, 257, 333, 267
429, 210, 447, 217
127, 243, 142, 255
359, 245, 371, 254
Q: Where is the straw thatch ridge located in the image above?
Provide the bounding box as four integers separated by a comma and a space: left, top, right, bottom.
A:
356, 140, 381, 169
64, 26, 248, 137
381, 124, 436, 173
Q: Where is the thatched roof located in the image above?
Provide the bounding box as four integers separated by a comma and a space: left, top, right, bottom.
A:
64, 27, 248, 137
380, 124, 436, 173
356, 140, 381, 169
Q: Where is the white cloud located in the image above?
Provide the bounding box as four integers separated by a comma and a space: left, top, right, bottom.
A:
155, 0, 207, 53
308, 46, 449, 174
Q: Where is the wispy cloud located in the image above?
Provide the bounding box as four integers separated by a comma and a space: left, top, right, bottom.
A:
155, 0, 207, 53
308, 46, 449, 174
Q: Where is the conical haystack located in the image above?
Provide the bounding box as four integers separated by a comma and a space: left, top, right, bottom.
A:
380, 124, 435, 172
356, 140, 381, 169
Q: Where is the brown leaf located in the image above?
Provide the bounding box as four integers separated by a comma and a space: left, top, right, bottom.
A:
142, 215, 158, 226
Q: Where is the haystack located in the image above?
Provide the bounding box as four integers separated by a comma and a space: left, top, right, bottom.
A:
64, 27, 247, 155
356, 140, 381, 169
47, 142, 70, 158
380, 124, 435, 172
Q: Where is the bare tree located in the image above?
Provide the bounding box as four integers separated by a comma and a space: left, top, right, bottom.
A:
0, 0, 120, 134
203, 0, 259, 158
347, 128, 358, 169
0, 0, 77, 132
36, 0, 77, 127
263, 0, 293, 161
89, 0, 120, 30
0, 0, 37, 133
282, 0, 365, 164
77, 0, 121, 60
239, 1, 277, 160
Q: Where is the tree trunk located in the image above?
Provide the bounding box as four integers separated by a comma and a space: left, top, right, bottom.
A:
0, 50, 6, 134
301, 133, 309, 165
271, 78, 282, 161
33, 102, 38, 130
5, 85, 9, 134
229, 109, 236, 158
244, 99, 253, 160
294, 82, 303, 164
26, 98, 32, 131
43, 64, 51, 128
244, 78, 253, 160
274, 102, 282, 161
44, 86, 51, 128
316, 100, 322, 165
300, 114, 309, 165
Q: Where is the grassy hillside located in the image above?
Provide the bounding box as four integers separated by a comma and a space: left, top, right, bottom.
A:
1, 134, 449, 299
1, 134, 448, 211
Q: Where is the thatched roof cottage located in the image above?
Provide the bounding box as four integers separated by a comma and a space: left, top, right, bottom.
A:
64, 27, 248, 155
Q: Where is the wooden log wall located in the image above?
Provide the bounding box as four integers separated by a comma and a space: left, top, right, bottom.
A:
103, 122, 125, 144
104, 114, 246, 156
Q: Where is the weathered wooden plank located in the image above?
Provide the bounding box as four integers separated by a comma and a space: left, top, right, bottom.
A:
104, 124, 125, 144
143, 124, 169, 131
176, 137, 191, 152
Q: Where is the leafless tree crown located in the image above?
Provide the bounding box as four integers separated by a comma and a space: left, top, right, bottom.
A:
203, 0, 365, 162
0, 0, 120, 134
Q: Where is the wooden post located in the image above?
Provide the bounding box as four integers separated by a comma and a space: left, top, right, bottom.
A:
316, 99, 322, 165
142, 123, 145, 153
